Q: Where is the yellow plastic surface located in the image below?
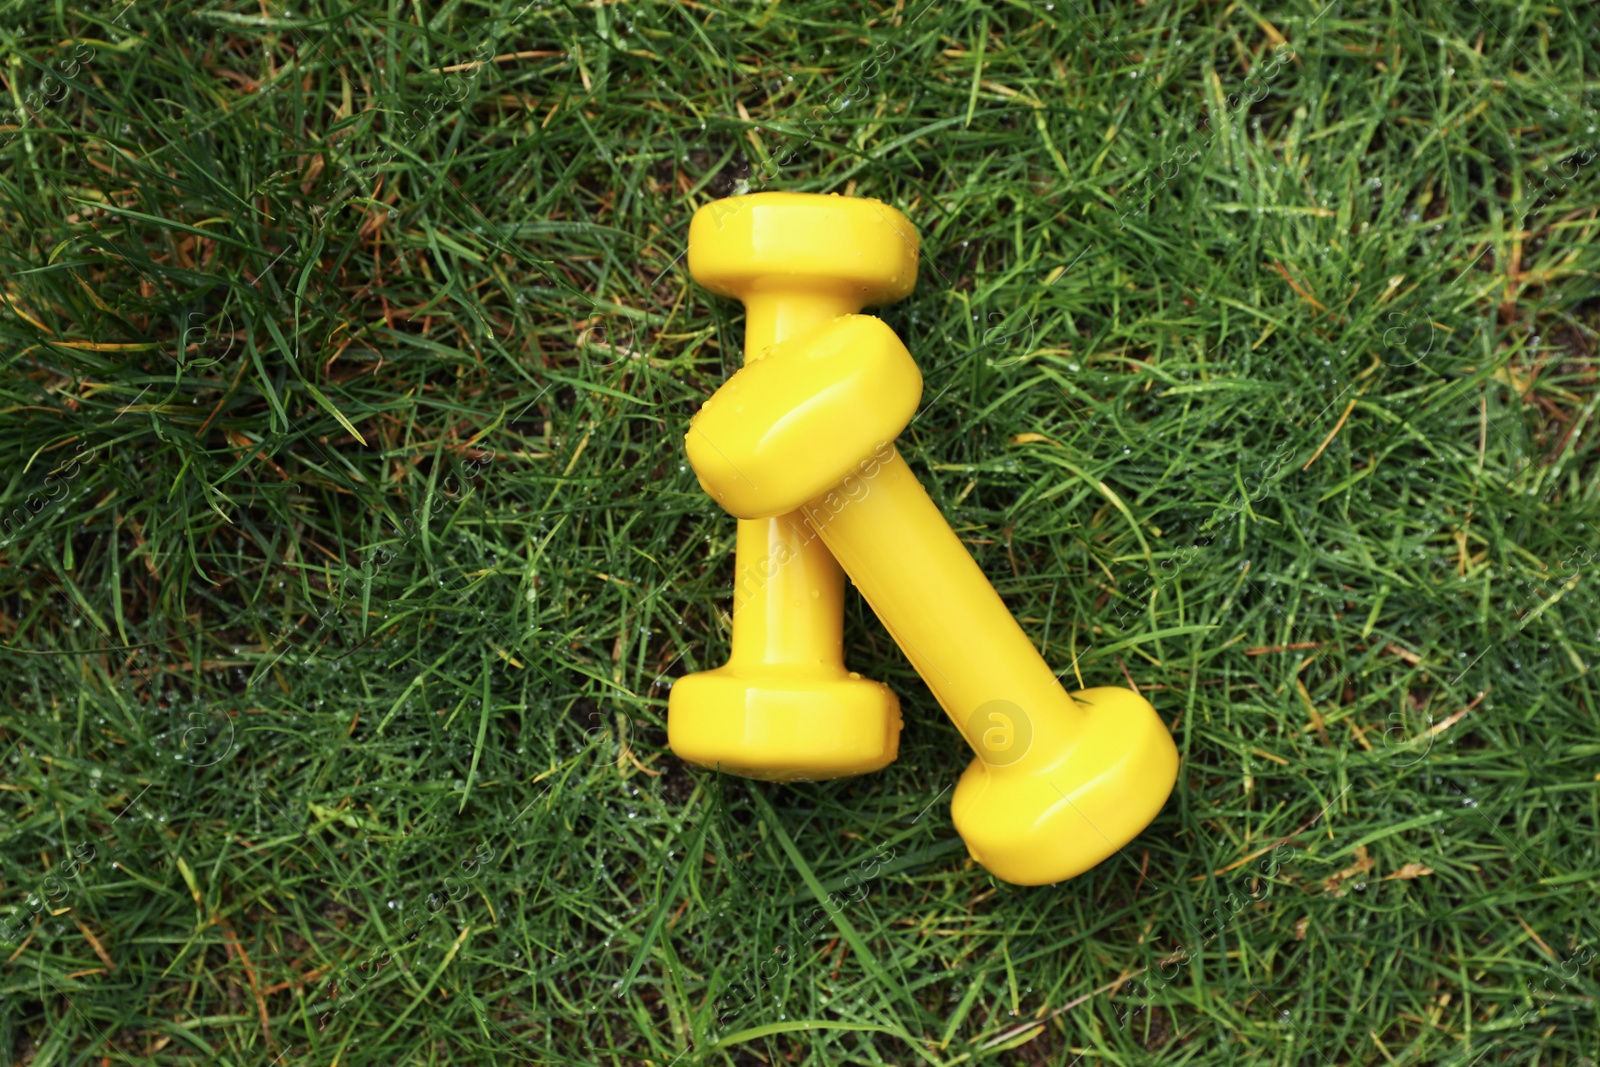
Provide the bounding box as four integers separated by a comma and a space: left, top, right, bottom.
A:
668, 193, 919, 781
686, 303, 922, 519
686, 315, 1180, 885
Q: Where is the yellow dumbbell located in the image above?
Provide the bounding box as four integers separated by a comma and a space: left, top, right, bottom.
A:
684, 314, 1179, 885
667, 193, 919, 781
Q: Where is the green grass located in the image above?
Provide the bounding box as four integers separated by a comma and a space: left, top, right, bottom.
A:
2, 0, 1598, 1063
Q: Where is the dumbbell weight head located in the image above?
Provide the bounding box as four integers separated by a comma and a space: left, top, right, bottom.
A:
688, 193, 919, 329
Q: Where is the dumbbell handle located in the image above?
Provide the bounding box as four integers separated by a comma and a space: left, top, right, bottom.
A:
726, 294, 860, 669
802, 445, 1088, 768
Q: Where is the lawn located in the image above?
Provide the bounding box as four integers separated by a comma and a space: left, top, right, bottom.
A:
1, 0, 1598, 1063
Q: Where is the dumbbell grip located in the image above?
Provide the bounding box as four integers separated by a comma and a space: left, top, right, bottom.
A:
800, 446, 1089, 768
725, 294, 861, 670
